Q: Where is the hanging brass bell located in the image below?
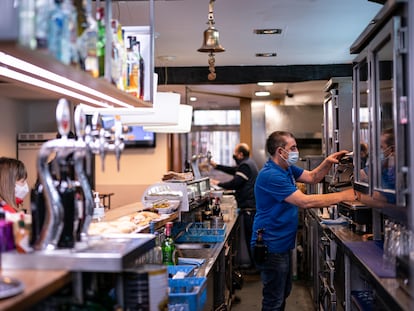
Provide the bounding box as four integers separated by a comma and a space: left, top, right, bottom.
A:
198, 26, 225, 53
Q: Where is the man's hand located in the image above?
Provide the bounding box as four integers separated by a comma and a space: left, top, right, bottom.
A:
326, 150, 349, 164
210, 178, 220, 186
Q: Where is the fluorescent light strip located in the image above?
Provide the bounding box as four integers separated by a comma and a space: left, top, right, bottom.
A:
0, 52, 134, 108
0, 67, 112, 108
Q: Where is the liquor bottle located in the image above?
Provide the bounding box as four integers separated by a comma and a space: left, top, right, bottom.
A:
73, 0, 88, 37
111, 19, 123, 89
77, 0, 99, 77
96, 6, 106, 77
35, 0, 53, 49
136, 41, 145, 100
48, 0, 76, 65
126, 36, 139, 97
19, 0, 37, 50
161, 222, 176, 265
212, 197, 221, 216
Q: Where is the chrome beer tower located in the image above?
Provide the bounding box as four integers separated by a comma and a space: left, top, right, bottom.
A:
34, 98, 125, 250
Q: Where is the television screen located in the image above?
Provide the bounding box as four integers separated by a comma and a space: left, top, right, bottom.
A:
92, 115, 156, 148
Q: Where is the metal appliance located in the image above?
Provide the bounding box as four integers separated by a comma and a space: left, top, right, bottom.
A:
338, 201, 372, 234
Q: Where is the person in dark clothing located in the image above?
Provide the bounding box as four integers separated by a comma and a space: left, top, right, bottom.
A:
210, 143, 259, 269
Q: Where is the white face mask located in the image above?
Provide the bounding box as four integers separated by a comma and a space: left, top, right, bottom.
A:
15, 181, 29, 200
282, 148, 299, 166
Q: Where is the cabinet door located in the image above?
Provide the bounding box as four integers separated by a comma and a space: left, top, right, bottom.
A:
370, 16, 407, 208
353, 53, 371, 191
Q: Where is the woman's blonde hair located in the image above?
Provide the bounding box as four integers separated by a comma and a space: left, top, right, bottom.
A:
0, 157, 27, 210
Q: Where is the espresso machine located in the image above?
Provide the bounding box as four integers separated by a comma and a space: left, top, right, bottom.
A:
329, 153, 372, 234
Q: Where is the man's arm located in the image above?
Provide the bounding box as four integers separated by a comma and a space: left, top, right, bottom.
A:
298, 150, 348, 184
284, 188, 356, 209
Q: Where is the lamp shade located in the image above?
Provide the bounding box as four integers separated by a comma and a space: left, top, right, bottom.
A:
143, 104, 193, 133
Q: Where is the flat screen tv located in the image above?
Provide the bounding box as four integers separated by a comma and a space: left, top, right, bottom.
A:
87, 115, 156, 148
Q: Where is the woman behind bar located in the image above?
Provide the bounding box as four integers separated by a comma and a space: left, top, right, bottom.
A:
0, 157, 29, 213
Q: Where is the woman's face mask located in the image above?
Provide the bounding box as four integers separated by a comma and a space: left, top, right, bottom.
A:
282, 148, 299, 166
15, 181, 29, 200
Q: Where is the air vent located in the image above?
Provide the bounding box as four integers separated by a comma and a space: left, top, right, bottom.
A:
253, 29, 282, 35
255, 53, 277, 57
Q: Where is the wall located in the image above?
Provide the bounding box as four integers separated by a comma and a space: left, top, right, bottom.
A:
251, 100, 324, 169
0, 98, 25, 157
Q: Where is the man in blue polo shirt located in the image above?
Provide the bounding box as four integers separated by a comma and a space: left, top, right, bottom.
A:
251, 131, 355, 311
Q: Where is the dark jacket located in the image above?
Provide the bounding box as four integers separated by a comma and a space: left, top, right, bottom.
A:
216, 157, 258, 209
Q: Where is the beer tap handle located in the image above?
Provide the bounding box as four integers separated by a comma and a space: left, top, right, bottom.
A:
99, 128, 106, 171
114, 115, 123, 171
74, 106, 86, 140
56, 98, 71, 139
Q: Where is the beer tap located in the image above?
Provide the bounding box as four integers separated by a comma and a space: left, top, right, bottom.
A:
35, 98, 73, 250
73, 107, 94, 240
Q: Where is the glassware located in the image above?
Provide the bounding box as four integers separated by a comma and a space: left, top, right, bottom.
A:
162, 222, 176, 265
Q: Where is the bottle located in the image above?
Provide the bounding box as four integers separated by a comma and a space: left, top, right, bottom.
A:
48, 0, 75, 65
111, 19, 123, 89
19, 0, 37, 50
77, 0, 99, 77
96, 6, 105, 77
35, 0, 53, 49
15, 213, 31, 253
148, 221, 162, 264
136, 41, 145, 100
126, 36, 139, 97
254, 228, 268, 264
212, 197, 221, 217
161, 222, 176, 265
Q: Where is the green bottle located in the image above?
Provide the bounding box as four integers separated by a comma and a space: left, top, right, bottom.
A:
96, 6, 105, 77
161, 222, 176, 265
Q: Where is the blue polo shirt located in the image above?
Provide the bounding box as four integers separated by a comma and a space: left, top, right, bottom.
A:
251, 158, 304, 253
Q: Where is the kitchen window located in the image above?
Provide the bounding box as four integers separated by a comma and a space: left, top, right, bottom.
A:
188, 109, 240, 167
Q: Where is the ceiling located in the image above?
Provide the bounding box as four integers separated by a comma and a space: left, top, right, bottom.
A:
0, 0, 383, 110
109, 0, 383, 109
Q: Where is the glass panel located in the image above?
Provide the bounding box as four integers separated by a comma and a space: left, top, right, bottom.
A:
374, 38, 395, 193
354, 57, 370, 186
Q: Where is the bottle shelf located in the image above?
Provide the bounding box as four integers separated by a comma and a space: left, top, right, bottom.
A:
0, 40, 152, 108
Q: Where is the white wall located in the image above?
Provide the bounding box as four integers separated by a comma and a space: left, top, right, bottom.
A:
0, 98, 25, 157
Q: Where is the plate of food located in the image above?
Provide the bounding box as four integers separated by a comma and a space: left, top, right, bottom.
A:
152, 199, 181, 214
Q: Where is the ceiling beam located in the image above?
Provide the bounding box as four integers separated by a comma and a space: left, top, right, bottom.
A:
155, 64, 353, 85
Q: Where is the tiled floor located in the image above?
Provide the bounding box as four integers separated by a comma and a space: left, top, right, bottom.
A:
231, 274, 315, 311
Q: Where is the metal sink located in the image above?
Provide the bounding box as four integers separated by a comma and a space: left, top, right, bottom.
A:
175, 243, 214, 250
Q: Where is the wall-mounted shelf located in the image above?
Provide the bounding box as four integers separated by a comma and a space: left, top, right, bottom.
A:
0, 41, 152, 108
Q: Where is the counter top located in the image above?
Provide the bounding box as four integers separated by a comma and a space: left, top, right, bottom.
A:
318, 216, 413, 311
0, 269, 71, 311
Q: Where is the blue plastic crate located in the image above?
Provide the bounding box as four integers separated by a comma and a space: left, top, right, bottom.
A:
176, 222, 226, 243
168, 277, 207, 311
167, 265, 196, 278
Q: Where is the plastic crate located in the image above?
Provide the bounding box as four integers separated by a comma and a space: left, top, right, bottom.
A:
168, 277, 207, 311
176, 222, 226, 243
167, 265, 196, 278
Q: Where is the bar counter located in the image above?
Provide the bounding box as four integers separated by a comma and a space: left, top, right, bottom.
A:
321, 218, 413, 310
0, 269, 71, 311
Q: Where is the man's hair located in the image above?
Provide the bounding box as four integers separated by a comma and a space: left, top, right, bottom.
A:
237, 143, 250, 157
266, 131, 296, 156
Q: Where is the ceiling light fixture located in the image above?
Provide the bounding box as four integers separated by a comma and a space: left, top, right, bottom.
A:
197, 0, 225, 81
257, 82, 274, 86
189, 96, 198, 102
255, 91, 271, 97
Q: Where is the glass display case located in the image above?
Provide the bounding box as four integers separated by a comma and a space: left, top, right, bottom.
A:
351, 0, 408, 221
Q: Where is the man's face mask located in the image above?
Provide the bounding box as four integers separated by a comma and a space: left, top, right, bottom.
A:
281, 148, 299, 166
233, 154, 242, 165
